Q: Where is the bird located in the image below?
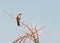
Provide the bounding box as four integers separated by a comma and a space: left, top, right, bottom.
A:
16, 13, 22, 26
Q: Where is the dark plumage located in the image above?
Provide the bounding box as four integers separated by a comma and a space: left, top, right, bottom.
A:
16, 13, 22, 26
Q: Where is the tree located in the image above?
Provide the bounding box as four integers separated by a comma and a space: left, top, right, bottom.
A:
2, 10, 44, 43
13, 22, 44, 43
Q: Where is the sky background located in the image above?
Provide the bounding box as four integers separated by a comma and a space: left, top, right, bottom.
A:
0, 0, 59, 43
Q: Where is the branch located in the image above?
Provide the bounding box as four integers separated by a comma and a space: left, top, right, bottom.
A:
21, 22, 32, 32
13, 35, 27, 43
2, 10, 15, 19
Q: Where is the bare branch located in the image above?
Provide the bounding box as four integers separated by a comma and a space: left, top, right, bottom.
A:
22, 37, 27, 43
2, 10, 15, 19
13, 35, 27, 43
21, 22, 32, 32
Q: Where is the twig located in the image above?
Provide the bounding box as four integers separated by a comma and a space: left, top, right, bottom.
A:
2, 10, 15, 19
21, 22, 32, 32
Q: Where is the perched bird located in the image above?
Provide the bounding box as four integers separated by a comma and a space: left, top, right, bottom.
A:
16, 13, 22, 26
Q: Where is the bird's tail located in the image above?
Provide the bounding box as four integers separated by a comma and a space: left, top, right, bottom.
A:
17, 21, 20, 26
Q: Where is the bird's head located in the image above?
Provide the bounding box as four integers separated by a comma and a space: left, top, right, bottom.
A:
19, 13, 22, 15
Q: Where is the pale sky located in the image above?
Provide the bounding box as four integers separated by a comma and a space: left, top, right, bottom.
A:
0, 0, 59, 43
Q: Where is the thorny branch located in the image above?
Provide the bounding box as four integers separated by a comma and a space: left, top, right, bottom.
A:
1, 10, 44, 43
21, 22, 32, 33
13, 22, 44, 43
